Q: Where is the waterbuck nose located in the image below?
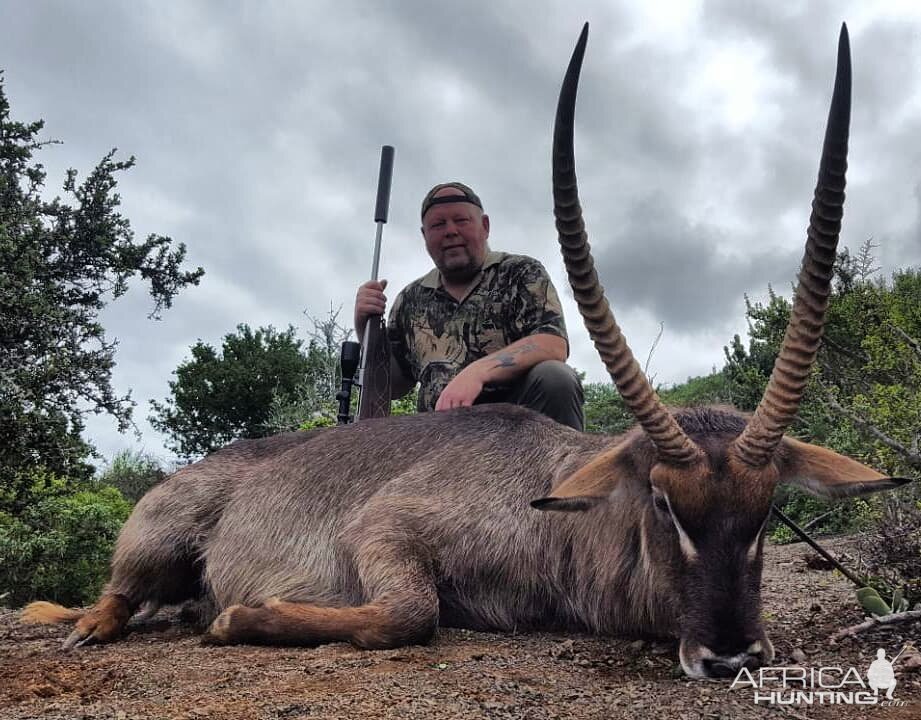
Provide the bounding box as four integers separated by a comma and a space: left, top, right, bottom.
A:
680, 638, 773, 679
702, 651, 764, 678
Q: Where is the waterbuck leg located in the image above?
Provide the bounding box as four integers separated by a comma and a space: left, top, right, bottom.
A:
205, 512, 440, 648
49, 491, 209, 648
21, 594, 131, 649
61, 545, 204, 648
204, 590, 438, 648
63, 594, 134, 649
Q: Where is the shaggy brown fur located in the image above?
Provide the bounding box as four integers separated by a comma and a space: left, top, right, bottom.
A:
22, 405, 903, 679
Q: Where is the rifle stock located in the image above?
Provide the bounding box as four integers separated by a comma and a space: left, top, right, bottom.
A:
357, 316, 391, 420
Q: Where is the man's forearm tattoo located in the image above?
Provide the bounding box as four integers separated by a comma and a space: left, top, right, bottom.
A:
491, 342, 539, 369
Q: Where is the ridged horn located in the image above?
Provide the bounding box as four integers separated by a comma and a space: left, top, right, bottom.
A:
553, 23, 700, 465
733, 24, 852, 467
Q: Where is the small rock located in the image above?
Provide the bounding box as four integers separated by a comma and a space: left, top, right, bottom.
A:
803, 553, 835, 571
901, 649, 921, 673
791, 649, 807, 664
550, 639, 575, 659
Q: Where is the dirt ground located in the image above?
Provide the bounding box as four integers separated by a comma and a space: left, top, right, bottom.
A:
1, 539, 919, 720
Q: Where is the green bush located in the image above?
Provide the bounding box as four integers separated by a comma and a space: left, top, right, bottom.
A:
298, 414, 336, 430
99, 449, 166, 503
0, 472, 131, 607
583, 382, 634, 435
769, 485, 880, 543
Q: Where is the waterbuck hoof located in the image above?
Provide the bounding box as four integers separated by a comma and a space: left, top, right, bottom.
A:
61, 618, 118, 650
203, 604, 256, 645
203, 606, 235, 644
62, 627, 93, 651
61, 596, 131, 650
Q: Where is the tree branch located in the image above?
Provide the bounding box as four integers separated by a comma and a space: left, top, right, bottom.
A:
822, 334, 870, 364
829, 609, 921, 643
820, 388, 921, 469
645, 322, 664, 379
885, 321, 921, 362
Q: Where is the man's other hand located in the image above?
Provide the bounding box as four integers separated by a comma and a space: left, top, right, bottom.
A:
435, 364, 486, 411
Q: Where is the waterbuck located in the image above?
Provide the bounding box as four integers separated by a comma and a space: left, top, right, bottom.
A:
24, 24, 908, 679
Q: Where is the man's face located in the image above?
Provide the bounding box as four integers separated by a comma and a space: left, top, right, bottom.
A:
421, 193, 490, 285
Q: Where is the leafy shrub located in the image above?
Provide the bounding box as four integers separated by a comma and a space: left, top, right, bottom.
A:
583, 382, 634, 435
271, 386, 419, 431
390, 389, 419, 417
98, 449, 167, 502
298, 413, 336, 430
769, 486, 880, 543
854, 497, 921, 606
0, 470, 131, 607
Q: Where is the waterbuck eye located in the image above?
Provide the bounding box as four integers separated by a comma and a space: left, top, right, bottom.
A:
651, 488, 699, 560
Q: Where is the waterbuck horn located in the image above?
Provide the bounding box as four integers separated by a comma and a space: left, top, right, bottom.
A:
732, 24, 852, 468
553, 23, 701, 465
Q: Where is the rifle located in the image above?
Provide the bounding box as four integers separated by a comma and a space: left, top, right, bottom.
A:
337, 145, 394, 424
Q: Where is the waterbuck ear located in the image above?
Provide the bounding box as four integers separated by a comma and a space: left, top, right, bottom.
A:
531, 443, 630, 513
779, 437, 911, 499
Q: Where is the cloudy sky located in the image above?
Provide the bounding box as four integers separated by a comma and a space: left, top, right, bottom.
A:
2, 0, 920, 466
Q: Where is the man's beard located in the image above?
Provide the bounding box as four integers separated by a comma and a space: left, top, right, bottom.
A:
439, 258, 482, 285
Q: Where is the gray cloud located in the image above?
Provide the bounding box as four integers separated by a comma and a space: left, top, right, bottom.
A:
589, 195, 801, 331
3, 0, 919, 463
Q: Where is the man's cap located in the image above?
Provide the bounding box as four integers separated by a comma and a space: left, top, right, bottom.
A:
420, 182, 483, 220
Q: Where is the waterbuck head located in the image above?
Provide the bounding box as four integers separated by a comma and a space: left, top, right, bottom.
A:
533, 23, 909, 679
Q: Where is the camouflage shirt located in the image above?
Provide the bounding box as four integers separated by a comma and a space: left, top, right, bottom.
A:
388, 250, 568, 412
